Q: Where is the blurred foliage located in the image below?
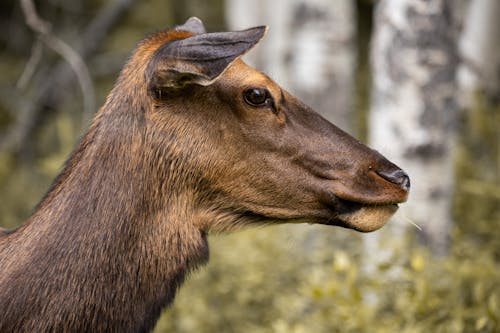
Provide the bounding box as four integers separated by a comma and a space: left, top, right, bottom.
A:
154, 226, 499, 333
0, 1, 499, 332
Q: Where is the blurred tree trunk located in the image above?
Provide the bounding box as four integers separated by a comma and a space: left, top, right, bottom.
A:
367, 0, 465, 255
457, 0, 500, 105
226, 0, 356, 131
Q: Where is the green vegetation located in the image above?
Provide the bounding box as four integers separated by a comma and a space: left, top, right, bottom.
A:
154, 225, 499, 332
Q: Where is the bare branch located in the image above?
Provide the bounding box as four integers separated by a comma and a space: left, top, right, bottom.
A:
19, 0, 51, 34
20, 0, 96, 124
1, 0, 136, 155
17, 39, 43, 91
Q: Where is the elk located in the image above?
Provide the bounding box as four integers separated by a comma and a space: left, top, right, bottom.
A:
0, 18, 409, 332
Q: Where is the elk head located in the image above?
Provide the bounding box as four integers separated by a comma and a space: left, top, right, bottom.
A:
143, 18, 409, 233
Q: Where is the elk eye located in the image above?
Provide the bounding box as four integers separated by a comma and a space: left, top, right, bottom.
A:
243, 88, 271, 107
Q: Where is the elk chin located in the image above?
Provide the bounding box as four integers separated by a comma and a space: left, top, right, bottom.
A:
337, 204, 399, 232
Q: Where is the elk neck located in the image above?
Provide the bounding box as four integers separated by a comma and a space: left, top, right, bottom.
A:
0, 67, 209, 332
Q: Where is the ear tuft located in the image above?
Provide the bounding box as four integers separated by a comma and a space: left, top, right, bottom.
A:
175, 17, 206, 35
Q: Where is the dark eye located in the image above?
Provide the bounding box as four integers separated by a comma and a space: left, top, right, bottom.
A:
243, 88, 272, 107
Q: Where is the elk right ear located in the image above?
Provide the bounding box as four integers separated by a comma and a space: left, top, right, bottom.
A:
146, 26, 267, 92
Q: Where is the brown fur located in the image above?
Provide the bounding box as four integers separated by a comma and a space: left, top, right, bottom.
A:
0, 22, 409, 332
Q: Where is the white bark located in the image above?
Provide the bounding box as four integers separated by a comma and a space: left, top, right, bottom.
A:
457, 0, 500, 105
368, 0, 464, 254
226, 0, 356, 131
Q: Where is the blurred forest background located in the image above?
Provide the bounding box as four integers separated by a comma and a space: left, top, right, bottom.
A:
0, 0, 499, 332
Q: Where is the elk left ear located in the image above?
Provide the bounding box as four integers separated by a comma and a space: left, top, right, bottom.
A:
147, 26, 267, 91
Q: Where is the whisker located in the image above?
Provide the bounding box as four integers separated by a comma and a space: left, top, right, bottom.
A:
399, 211, 422, 231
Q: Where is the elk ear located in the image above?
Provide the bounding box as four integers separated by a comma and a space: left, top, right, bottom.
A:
147, 26, 267, 91
174, 17, 206, 35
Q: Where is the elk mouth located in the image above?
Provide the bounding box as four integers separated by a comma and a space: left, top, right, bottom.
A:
315, 168, 409, 232
322, 197, 400, 232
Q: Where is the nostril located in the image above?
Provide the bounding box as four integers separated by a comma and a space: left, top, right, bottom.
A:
376, 169, 410, 191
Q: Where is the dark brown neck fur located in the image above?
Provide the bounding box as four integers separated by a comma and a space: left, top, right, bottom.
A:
0, 31, 209, 333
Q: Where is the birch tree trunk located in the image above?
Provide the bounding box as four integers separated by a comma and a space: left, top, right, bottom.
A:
226, 0, 356, 131
457, 0, 500, 105
367, 0, 464, 255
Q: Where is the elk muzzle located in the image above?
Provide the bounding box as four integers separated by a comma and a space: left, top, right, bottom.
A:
319, 153, 410, 232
